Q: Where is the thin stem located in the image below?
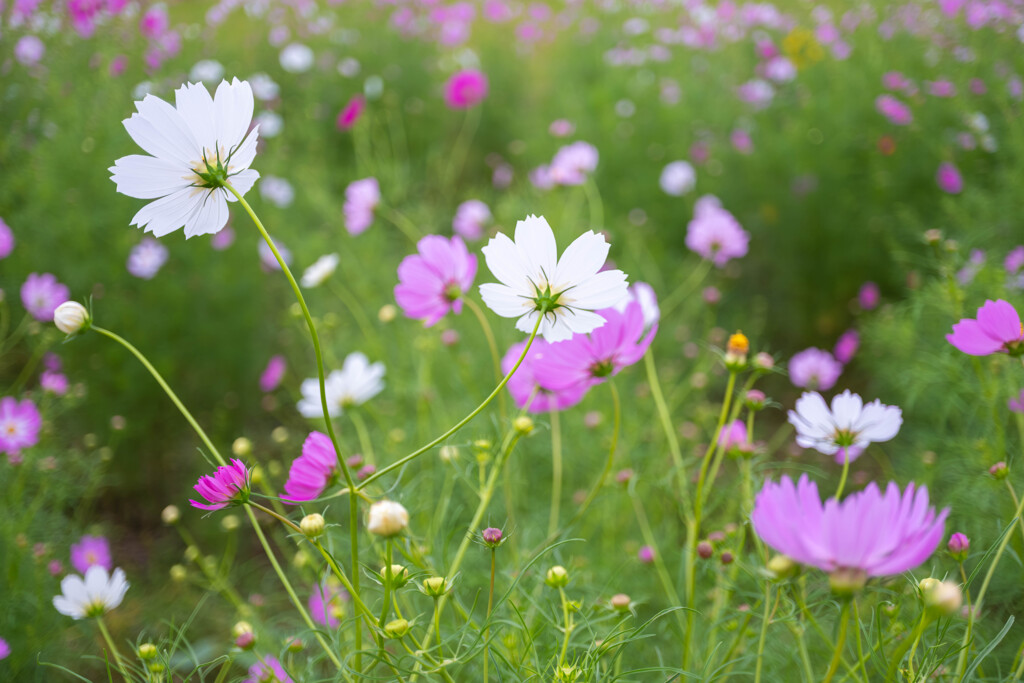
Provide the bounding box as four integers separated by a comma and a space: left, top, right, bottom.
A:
888, 612, 928, 682
7, 338, 48, 394
629, 492, 687, 634
350, 410, 376, 465
379, 205, 422, 244
1004, 479, 1024, 549
464, 296, 505, 418
484, 547, 495, 682
660, 259, 712, 319
834, 448, 852, 500
824, 602, 851, 683
754, 585, 775, 683
548, 408, 562, 538
94, 616, 130, 682
582, 177, 604, 231
644, 350, 690, 508
359, 310, 545, 490
328, 280, 377, 345
92, 326, 226, 466
443, 103, 481, 191
433, 598, 444, 661
853, 599, 869, 683
243, 505, 343, 670
558, 586, 573, 667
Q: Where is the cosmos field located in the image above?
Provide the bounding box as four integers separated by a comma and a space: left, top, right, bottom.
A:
3, 0, 1024, 681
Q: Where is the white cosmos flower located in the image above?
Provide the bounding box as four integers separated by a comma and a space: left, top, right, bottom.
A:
301, 253, 339, 288
298, 352, 384, 418
109, 78, 260, 239
479, 215, 629, 343
788, 390, 902, 462
53, 566, 129, 620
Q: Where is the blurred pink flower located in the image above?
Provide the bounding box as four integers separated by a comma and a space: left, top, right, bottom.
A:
246, 657, 293, 683
0, 397, 41, 456
343, 178, 380, 235
394, 235, 477, 327
452, 200, 491, 240
788, 348, 842, 391
685, 196, 749, 267
717, 419, 748, 451
40, 371, 69, 396
444, 69, 489, 109
833, 329, 859, 364
0, 218, 14, 260
21, 273, 69, 322
260, 355, 286, 392
70, 535, 112, 574
875, 95, 913, 125
502, 339, 588, 413
1009, 389, 1024, 414
947, 299, 1024, 356
139, 4, 169, 38
549, 119, 575, 137
858, 281, 879, 310
14, 36, 45, 66
283, 432, 338, 503
549, 141, 598, 186
936, 162, 963, 194
336, 94, 366, 130
926, 80, 956, 97
309, 578, 349, 627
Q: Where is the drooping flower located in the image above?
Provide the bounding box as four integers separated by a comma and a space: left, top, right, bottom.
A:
394, 235, 477, 327
246, 656, 294, 683
109, 78, 259, 238
659, 160, 696, 196
297, 352, 385, 418
309, 577, 349, 627
788, 390, 902, 463
751, 475, 948, 582
21, 273, 69, 321
301, 253, 339, 288
127, 238, 169, 279
549, 141, 599, 186
336, 94, 366, 130
788, 347, 843, 391
452, 199, 491, 241
444, 69, 489, 109
0, 217, 14, 260
947, 299, 1024, 356
936, 162, 964, 194
260, 355, 286, 393
685, 196, 749, 267
502, 339, 588, 413
53, 566, 130, 620
343, 178, 380, 236
283, 431, 340, 503
70, 536, 112, 574
479, 215, 629, 343
189, 459, 251, 510
533, 301, 657, 392
0, 397, 42, 456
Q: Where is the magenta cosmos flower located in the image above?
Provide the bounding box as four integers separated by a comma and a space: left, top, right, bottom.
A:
444, 69, 489, 109
533, 300, 657, 392
336, 94, 366, 130
189, 459, 251, 510
21, 273, 70, 322
947, 299, 1024, 356
0, 397, 42, 455
936, 162, 963, 194
283, 432, 340, 503
752, 475, 948, 580
875, 94, 913, 125
394, 235, 477, 327
502, 340, 588, 413
685, 196, 749, 267
246, 656, 293, 683
70, 535, 112, 574
309, 577, 349, 627
788, 347, 843, 391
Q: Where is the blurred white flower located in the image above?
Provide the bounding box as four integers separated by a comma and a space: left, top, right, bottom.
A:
109, 78, 259, 238
127, 238, 169, 279
189, 59, 224, 83
53, 566, 129, 620
659, 160, 696, 196
259, 175, 294, 208
248, 73, 280, 101
280, 43, 314, 73
301, 253, 339, 288
788, 390, 902, 460
298, 352, 385, 418
254, 111, 283, 138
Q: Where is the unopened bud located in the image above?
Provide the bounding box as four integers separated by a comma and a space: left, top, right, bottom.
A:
439, 445, 459, 462
422, 576, 448, 597
482, 527, 504, 547
170, 564, 187, 582
300, 513, 326, 539
232, 621, 253, 640
752, 352, 775, 371
514, 416, 534, 434
745, 389, 766, 411
545, 565, 569, 588
161, 505, 180, 525
724, 332, 749, 369
767, 554, 797, 580
378, 304, 397, 322
381, 564, 409, 588
53, 301, 91, 335
924, 229, 943, 245
367, 500, 409, 537
138, 643, 158, 660
234, 631, 255, 650
948, 533, 970, 562
221, 514, 239, 531
990, 461, 1008, 479
610, 593, 631, 612
697, 541, 713, 559
720, 551, 734, 565
828, 567, 867, 596
232, 437, 252, 456
920, 578, 963, 616
383, 618, 409, 639
285, 636, 304, 652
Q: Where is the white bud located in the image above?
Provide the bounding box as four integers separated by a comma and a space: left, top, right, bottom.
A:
366, 500, 409, 537
53, 301, 90, 334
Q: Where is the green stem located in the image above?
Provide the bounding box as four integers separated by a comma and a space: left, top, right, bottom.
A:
548, 408, 562, 538
660, 259, 712, 319
434, 598, 444, 661
484, 547, 495, 682
644, 351, 690, 509
1004, 479, 1024, 549
834, 448, 852, 500
558, 586, 573, 667
7, 338, 48, 394
754, 585, 774, 683
92, 326, 226, 466
888, 612, 928, 682
351, 410, 376, 465
359, 310, 545, 490
582, 177, 604, 231
629, 492, 687, 635
464, 296, 505, 419
379, 205, 422, 244
443, 103, 481, 191
824, 602, 851, 683
94, 615, 130, 682
243, 505, 343, 669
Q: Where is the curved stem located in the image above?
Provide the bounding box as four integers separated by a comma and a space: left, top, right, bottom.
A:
823, 602, 851, 683
359, 311, 545, 490
379, 205, 422, 244
443, 104, 481, 191
548, 408, 562, 538
484, 547, 495, 682
94, 616, 130, 682
644, 351, 690, 506
92, 326, 226, 466
243, 505, 342, 669
888, 612, 928, 682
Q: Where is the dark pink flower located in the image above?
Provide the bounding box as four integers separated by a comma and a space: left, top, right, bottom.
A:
70, 535, 112, 574
189, 459, 251, 510
833, 329, 859, 364
283, 432, 339, 503
336, 95, 366, 131
947, 299, 1024, 356
444, 69, 489, 109
139, 4, 169, 39
260, 355, 286, 392
394, 235, 477, 327
0, 218, 13, 260
858, 281, 879, 310
936, 162, 963, 194
246, 656, 293, 683
0, 397, 41, 455
502, 340, 588, 413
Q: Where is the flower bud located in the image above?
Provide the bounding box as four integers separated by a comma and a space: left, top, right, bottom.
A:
745, 390, 766, 411
53, 301, 90, 335
383, 618, 409, 639
161, 505, 180, 525
482, 527, 504, 547
347, 454, 365, 469
234, 631, 255, 650
920, 578, 963, 616
724, 331, 749, 369
285, 636, 304, 652
637, 545, 654, 564
378, 304, 397, 322
610, 593, 631, 612
828, 567, 867, 596
948, 533, 970, 562
367, 500, 409, 537
697, 541, 713, 559
752, 352, 775, 371
300, 513, 326, 539
184, 546, 200, 562
720, 551, 734, 565
615, 468, 634, 485
381, 564, 410, 588
545, 565, 569, 588
767, 554, 797, 580
221, 514, 240, 532
514, 416, 535, 434
990, 461, 1008, 479
138, 643, 158, 660
924, 229, 943, 245
170, 564, 187, 582
439, 445, 459, 463
422, 576, 448, 598
232, 437, 253, 457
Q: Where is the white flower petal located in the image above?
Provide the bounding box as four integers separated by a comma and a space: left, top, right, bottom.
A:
553, 230, 609, 286
855, 401, 902, 443
227, 169, 260, 199
788, 392, 833, 442
130, 94, 202, 164
566, 269, 629, 310
830, 390, 863, 431
479, 283, 532, 318
482, 232, 532, 289
174, 82, 218, 154
215, 78, 255, 151
183, 191, 229, 238
514, 215, 557, 282
109, 155, 191, 199
559, 308, 608, 336
130, 187, 204, 237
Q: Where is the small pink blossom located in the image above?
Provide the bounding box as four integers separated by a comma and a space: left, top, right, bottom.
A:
858, 281, 880, 310
211, 225, 235, 250
309, 578, 349, 627
452, 200, 491, 241
260, 355, 286, 392
730, 129, 753, 154
336, 95, 366, 131
344, 178, 380, 235
0, 397, 42, 456
549, 119, 575, 137
549, 141, 598, 186
21, 273, 69, 322
394, 235, 477, 327
444, 69, 489, 109
283, 432, 339, 503
717, 419, 748, 451
926, 80, 957, 97
1009, 389, 1024, 414
0, 218, 14, 260
875, 95, 913, 125
40, 371, 69, 396
833, 329, 859, 364
14, 35, 45, 66
936, 162, 963, 194
788, 348, 843, 391
947, 299, 1024, 356
189, 459, 251, 510
685, 196, 749, 267
70, 535, 112, 574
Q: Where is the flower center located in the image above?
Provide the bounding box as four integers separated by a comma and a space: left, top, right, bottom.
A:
589, 359, 615, 378
443, 282, 462, 302
531, 281, 566, 314
191, 146, 231, 189
4, 423, 17, 436
832, 429, 856, 447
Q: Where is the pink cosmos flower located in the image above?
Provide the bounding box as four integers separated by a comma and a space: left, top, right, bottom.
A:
882, 72, 910, 91
549, 119, 575, 137
0, 218, 13, 259
549, 141, 599, 186
717, 419, 748, 451
70, 535, 112, 574
685, 196, 749, 267
788, 348, 843, 391
752, 475, 948, 578
343, 177, 380, 235
260, 355, 286, 392
936, 162, 963, 194
21, 273, 69, 322
875, 95, 913, 125
444, 69, 489, 109
394, 235, 477, 327
246, 656, 293, 683
947, 299, 1024, 356
452, 200, 491, 240
1004, 246, 1024, 275
40, 371, 69, 396
336, 94, 366, 130
858, 281, 879, 310
533, 301, 657, 392
140, 5, 169, 39
127, 238, 169, 279
14, 35, 45, 66
189, 459, 251, 510
833, 329, 859, 364
502, 340, 588, 413
211, 225, 235, 250
0, 638, 8, 660
283, 432, 339, 503
927, 80, 956, 97
0, 397, 42, 455
309, 578, 349, 627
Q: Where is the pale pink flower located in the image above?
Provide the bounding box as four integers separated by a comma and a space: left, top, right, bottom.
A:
394, 235, 477, 327
875, 94, 913, 125
260, 355, 286, 392
343, 178, 380, 235
21, 273, 69, 322
549, 141, 598, 186
452, 200, 491, 240
685, 196, 749, 267
502, 339, 588, 413
0, 218, 14, 260
70, 535, 112, 574
0, 397, 42, 455
788, 348, 842, 391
